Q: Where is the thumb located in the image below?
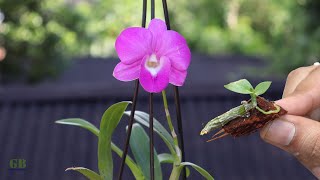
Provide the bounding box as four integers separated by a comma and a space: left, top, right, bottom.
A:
260, 115, 320, 178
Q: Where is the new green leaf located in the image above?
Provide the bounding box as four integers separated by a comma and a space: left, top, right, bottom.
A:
224, 79, 254, 94
66, 167, 102, 180
129, 123, 162, 180
254, 81, 272, 96
98, 101, 131, 180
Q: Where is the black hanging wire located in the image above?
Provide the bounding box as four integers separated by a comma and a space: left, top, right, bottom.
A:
149, 0, 155, 179
162, 0, 187, 179
162, 0, 171, 29
151, 0, 155, 19
117, 0, 146, 179
149, 93, 155, 180
118, 80, 140, 180
118, 1, 185, 180
173, 87, 186, 179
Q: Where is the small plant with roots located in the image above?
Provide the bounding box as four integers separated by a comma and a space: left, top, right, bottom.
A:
200, 79, 287, 141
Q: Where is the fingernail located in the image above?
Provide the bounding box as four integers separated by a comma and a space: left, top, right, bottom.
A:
312, 167, 320, 179
262, 119, 295, 146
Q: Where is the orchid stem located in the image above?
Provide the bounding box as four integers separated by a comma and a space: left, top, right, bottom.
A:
161, 90, 179, 146
161, 0, 187, 178
251, 94, 281, 114
169, 165, 183, 180
162, 90, 185, 179
173, 86, 187, 179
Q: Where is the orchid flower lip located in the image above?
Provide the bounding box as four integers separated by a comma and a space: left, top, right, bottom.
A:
145, 53, 164, 77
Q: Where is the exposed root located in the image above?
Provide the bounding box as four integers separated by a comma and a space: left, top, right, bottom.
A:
206, 129, 229, 142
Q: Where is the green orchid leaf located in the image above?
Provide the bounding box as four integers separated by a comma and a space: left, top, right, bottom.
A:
254, 81, 272, 96
110, 142, 145, 179
55, 117, 144, 179
66, 167, 102, 180
180, 162, 214, 180
129, 123, 162, 180
224, 79, 254, 94
55, 118, 99, 136
124, 111, 176, 156
186, 167, 191, 177
98, 101, 131, 180
158, 153, 175, 164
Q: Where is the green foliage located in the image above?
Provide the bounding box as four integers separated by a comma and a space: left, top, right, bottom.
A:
66, 167, 102, 180
0, 0, 319, 81
0, 0, 88, 82
0, 0, 163, 82
98, 101, 130, 179
254, 81, 272, 96
224, 79, 254, 94
124, 111, 177, 156
158, 153, 193, 177
125, 110, 213, 179
55, 116, 145, 179
224, 79, 271, 96
56, 102, 214, 179
171, 0, 319, 76
130, 123, 162, 180
180, 162, 214, 180
55, 118, 99, 136
158, 153, 175, 164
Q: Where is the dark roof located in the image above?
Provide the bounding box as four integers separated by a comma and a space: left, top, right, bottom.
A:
0, 54, 279, 102
0, 55, 313, 180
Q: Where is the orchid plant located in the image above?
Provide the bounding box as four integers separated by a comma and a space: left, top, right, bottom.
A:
55, 17, 214, 180
56, 102, 213, 179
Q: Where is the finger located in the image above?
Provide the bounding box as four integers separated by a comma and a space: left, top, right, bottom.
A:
294, 65, 320, 93
260, 115, 320, 178
276, 67, 320, 116
283, 66, 318, 98
309, 108, 320, 121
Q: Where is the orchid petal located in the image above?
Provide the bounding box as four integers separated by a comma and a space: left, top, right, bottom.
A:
169, 68, 187, 86
148, 18, 167, 35
115, 27, 152, 64
139, 56, 171, 93
158, 31, 191, 71
148, 19, 167, 51
113, 61, 141, 81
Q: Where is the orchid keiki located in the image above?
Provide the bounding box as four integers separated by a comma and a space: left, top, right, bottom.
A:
113, 19, 191, 93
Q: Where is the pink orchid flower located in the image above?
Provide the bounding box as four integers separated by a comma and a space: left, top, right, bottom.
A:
113, 19, 191, 93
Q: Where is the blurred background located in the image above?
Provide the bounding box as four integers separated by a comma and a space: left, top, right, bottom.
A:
0, 0, 319, 82
0, 0, 319, 179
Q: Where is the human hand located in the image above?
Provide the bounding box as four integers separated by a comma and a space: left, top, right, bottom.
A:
260, 63, 320, 178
